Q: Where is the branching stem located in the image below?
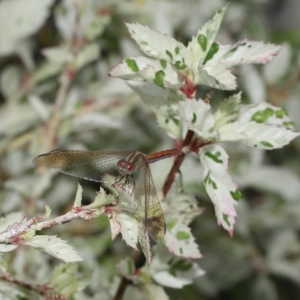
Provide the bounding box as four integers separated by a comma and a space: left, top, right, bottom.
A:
0, 273, 66, 299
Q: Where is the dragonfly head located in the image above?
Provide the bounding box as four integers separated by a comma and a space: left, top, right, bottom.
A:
117, 159, 134, 175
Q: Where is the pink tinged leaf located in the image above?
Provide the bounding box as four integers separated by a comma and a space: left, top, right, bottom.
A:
116, 212, 138, 250
200, 145, 242, 234
263, 43, 292, 85
211, 40, 281, 67
108, 212, 121, 240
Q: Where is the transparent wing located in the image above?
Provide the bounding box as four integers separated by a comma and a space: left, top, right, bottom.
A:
33, 149, 131, 182
133, 159, 165, 242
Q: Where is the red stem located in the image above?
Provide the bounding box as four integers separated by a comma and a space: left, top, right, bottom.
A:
162, 130, 194, 196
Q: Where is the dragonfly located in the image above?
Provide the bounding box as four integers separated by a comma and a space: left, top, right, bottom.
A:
33, 148, 180, 242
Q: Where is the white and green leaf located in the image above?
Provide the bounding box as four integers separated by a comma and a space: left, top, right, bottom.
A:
197, 63, 237, 90
217, 121, 300, 149
0, 244, 19, 253
163, 176, 203, 225
165, 221, 201, 258
142, 284, 170, 300
0, 282, 26, 300
43, 205, 52, 219
33, 61, 64, 82
73, 183, 83, 208
213, 92, 241, 128
156, 104, 183, 140
55, 0, 109, 41
211, 40, 281, 67
28, 95, 50, 122
200, 145, 242, 234
106, 184, 138, 250
115, 212, 138, 250
42, 42, 100, 70
26, 235, 83, 263
112, 183, 136, 213
116, 257, 136, 279
188, 6, 228, 66
74, 42, 100, 70
149, 245, 204, 289
237, 102, 296, 129
0, 0, 54, 55
110, 6, 280, 93
82, 12, 110, 41
126, 23, 190, 70
109, 56, 181, 88
108, 211, 121, 240
263, 43, 292, 85
42, 44, 72, 66
86, 187, 115, 209
178, 98, 216, 139
0, 66, 22, 99
50, 263, 90, 297
128, 81, 184, 109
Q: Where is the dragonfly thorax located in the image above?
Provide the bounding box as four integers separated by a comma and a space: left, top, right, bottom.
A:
117, 159, 134, 175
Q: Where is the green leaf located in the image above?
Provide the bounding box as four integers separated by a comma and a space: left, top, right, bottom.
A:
26, 235, 83, 263
73, 183, 83, 208
116, 257, 136, 278
50, 263, 91, 297
200, 145, 239, 234
213, 92, 241, 128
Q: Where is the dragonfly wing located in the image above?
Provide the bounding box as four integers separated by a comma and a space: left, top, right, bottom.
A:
33, 149, 131, 182
134, 159, 165, 242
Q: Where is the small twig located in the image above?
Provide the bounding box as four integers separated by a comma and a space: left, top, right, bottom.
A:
114, 277, 131, 300
43, 4, 83, 152
113, 246, 141, 300
44, 70, 73, 151
0, 273, 66, 299
0, 207, 101, 243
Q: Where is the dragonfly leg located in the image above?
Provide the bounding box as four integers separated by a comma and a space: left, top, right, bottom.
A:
115, 175, 125, 185
131, 175, 135, 195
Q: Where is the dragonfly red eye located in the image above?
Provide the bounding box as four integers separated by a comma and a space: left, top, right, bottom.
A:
126, 162, 133, 171
117, 160, 134, 174
117, 160, 125, 168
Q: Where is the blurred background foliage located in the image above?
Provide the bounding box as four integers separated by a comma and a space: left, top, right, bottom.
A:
0, 0, 300, 299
